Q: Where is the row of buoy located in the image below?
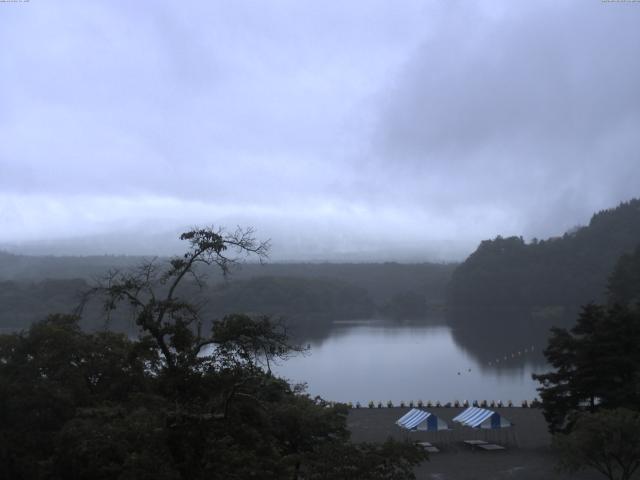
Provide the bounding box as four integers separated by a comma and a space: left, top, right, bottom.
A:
488, 345, 535, 366
348, 399, 540, 408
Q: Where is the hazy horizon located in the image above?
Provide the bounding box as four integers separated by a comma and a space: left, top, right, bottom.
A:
2, 1, 639, 261
0, 195, 627, 262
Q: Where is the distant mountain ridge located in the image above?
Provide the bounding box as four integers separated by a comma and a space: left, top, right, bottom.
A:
448, 198, 640, 308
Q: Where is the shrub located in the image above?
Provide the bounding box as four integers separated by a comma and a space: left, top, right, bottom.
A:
555, 408, 640, 480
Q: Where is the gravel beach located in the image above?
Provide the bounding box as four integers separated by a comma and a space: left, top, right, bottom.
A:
348, 407, 605, 480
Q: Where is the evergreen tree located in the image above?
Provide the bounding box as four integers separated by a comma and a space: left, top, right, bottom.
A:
533, 304, 640, 433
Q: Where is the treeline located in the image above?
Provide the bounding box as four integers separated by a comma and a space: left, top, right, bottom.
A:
0, 227, 427, 479
201, 276, 374, 320
0, 253, 455, 306
448, 198, 640, 309
0, 251, 137, 281
223, 262, 455, 306
0, 262, 456, 332
0, 279, 87, 332
0, 276, 372, 333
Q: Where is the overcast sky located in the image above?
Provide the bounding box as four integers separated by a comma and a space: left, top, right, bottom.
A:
1, 1, 639, 261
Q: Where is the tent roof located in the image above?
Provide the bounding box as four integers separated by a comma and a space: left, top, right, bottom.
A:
397, 408, 429, 429
453, 407, 512, 429
396, 408, 449, 431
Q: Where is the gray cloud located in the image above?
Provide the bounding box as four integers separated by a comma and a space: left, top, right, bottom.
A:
0, 1, 638, 260
373, 1, 640, 238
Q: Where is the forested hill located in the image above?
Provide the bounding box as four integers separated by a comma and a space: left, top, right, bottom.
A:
0, 255, 455, 332
448, 198, 640, 308
0, 254, 454, 306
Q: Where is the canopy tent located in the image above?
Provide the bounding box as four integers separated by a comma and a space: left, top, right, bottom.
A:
452, 407, 512, 429
396, 408, 449, 431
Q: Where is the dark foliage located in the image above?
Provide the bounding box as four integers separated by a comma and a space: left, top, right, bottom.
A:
0, 252, 455, 309
0, 227, 427, 479
302, 438, 428, 480
608, 244, 640, 308
449, 198, 640, 309
379, 291, 429, 320
0, 259, 454, 333
554, 408, 640, 480
0, 278, 89, 331
203, 275, 376, 323
533, 303, 640, 433
0, 276, 375, 334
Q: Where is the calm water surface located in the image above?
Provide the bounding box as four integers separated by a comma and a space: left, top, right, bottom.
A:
275, 320, 547, 404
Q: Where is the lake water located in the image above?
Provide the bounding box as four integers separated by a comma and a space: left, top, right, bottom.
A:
275, 320, 548, 405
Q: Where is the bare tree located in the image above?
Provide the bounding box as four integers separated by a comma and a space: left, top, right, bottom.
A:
79, 226, 270, 370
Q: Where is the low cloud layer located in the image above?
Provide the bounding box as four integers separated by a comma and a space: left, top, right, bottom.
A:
1, 1, 638, 260
374, 1, 640, 239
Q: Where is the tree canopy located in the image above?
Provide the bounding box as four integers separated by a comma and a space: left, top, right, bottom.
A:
0, 226, 427, 479
534, 246, 640, 479
555, 408, 640, 480
448, 198, 640, 310
608, 243, 640, 308
532, 304, 640, 433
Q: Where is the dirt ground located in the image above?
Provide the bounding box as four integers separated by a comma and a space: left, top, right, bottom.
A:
347, 407, 607, 480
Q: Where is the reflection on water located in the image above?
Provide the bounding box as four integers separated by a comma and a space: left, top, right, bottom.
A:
447, 306, 576, 368
275, 318, 550, 404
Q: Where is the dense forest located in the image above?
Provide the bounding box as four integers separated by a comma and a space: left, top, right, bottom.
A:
0, 254, 454, 305
0, 228, 427, 479
448, 199, 640, 309
0, 256, 455, 333
445, 199, 640, 367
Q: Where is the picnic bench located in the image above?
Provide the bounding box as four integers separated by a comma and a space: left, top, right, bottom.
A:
417, 441, 440, 453
463, 440, 505, 451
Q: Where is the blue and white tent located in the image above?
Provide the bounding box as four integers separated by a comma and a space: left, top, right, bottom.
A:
396, 409, 449, 431
452, 407, 511, 429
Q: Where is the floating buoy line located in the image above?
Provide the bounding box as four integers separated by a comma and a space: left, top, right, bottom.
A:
487, 345, 536, 366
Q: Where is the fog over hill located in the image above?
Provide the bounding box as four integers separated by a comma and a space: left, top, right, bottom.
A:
0, 226, 464, 262
2, 1, 640, 261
